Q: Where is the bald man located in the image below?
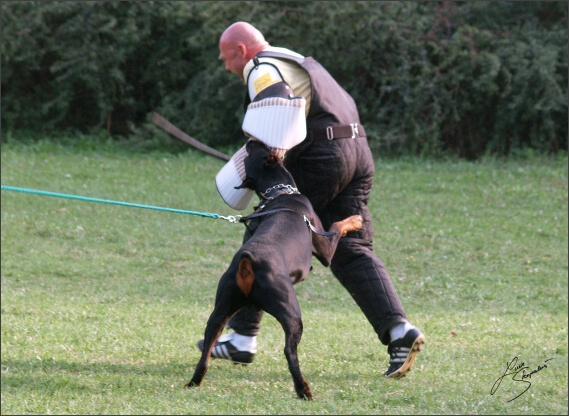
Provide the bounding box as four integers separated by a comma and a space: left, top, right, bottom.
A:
198, 21, 425, 379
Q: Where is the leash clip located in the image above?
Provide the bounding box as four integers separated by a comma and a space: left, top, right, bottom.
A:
303, 215, 337, 236
219, 214, 243, 223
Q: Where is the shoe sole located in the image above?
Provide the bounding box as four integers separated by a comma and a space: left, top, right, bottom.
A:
203, 355, 253, 365
197, 341, 255, 365
232, 361, 252, 366
385, 334, 425, 379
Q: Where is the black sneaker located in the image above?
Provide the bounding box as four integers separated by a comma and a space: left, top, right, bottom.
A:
197, 338, 255, 365
384, 328, 425, 378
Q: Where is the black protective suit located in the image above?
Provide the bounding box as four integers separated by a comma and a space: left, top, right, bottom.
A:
229, 51, 408, 345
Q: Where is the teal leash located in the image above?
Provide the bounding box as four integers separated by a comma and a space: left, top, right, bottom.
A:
1, 185, 242, 223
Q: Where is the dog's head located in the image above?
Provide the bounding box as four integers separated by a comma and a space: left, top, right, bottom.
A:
236, 140, 296, 197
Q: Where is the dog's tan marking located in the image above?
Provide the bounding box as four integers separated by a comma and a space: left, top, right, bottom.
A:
236, 258, 255, 297
335, 215, 363, 237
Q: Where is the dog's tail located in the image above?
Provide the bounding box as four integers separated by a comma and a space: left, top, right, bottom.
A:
236, 253, 255, 297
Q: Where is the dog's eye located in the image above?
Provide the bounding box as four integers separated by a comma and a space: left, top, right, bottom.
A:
264, 155, 279, 168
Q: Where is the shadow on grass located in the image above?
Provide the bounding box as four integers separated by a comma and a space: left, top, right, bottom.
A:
1, 356, 379, 394
1, 358, 193, 391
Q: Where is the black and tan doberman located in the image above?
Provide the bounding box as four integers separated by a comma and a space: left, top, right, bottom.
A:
185, 139, 362, 400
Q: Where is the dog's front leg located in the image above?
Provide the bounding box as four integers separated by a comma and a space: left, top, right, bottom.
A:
332, 214, 363, 237
312, 215, 363, 266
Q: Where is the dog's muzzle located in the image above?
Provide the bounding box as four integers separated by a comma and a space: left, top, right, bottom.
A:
215, 143, 255, 211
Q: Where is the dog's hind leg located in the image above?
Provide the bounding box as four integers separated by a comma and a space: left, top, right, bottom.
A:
185, 314, 228, 388
185, 274, 244, 389
261, 292, 313, 400
279, 315, 313, 400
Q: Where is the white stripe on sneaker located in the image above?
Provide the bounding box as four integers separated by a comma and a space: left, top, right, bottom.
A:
212, 344, 231, 360
390, 348, 410, 363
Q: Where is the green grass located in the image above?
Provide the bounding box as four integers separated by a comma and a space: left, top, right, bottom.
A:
1, 137, 567, 414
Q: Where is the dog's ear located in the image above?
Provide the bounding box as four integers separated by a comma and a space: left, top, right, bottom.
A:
246, 139, 269, 153
245, 139, 257, 153
263, 154, 280, 169
235, 176, 255, 190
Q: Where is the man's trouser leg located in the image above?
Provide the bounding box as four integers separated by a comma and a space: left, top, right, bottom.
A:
330, 237, 408, 345
226, 306, 263, 336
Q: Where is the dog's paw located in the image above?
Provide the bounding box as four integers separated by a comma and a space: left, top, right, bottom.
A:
350, 215, 363, 231
298, 388, 314, 400
184, 380, 200, 388
338, 215, 363, 237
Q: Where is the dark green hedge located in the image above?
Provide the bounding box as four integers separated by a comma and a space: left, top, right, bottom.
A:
2, 1, 567, 158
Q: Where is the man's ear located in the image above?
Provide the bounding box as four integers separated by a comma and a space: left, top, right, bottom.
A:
237, 43, 247, 58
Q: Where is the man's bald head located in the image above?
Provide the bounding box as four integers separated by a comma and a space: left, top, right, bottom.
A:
220, 22, 269, 51
218, 22, 270, 81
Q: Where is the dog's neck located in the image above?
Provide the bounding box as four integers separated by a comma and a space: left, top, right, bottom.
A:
257, 183, 300, 210
260, 183, 299, 199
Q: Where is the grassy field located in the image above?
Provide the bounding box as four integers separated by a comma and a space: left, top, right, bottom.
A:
1, 137, 567, 414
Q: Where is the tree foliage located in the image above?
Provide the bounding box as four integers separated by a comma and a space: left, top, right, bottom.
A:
1, 1, 567, 158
